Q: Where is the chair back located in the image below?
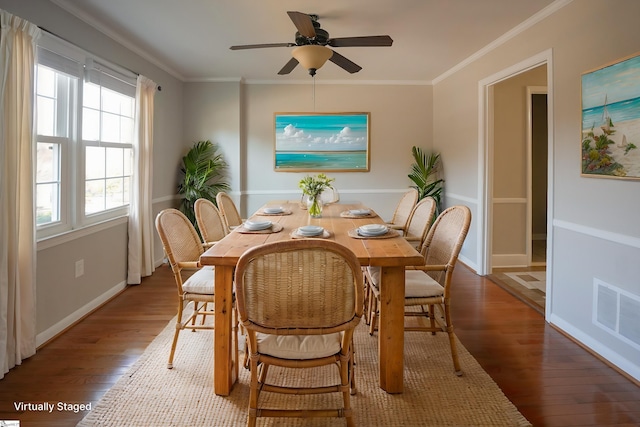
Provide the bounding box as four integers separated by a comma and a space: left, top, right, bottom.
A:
420, 205, 471, 287
320, 186, 340, 204
155, 209, 205, 293
404, 196, 436, 242
235, 240, 363, 334
216, 191, 242, 230
390, 188, 419, 229
194, 198, 227, 244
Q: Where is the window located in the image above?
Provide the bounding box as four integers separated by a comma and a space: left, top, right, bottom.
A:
35, 36, 136, 239
82, 64, 135, 217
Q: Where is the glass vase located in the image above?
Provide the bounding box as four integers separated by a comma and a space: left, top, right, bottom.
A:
306, 194, 323, 218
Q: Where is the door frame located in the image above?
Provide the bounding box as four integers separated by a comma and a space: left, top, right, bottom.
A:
477, 49, 554, 307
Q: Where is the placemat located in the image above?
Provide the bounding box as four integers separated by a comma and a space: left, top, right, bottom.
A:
257, 209, 293, 216
235, 223, 284, 234
340, 210, 377, 219
347, 228, 399, 239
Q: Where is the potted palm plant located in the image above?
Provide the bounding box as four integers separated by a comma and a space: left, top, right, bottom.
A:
177, 140, 229, 227
408, 146, 444, 215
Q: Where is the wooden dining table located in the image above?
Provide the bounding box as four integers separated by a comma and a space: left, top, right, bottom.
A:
200, 200, 424, 396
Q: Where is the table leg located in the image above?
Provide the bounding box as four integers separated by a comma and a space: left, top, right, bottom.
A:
378, 265, 405, 393
214, 265, 237, 396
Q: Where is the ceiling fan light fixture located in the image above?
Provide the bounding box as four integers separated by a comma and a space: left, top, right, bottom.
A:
292, 45, 333, 76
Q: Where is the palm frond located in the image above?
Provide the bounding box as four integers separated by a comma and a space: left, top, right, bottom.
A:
178, 140, 230, 229
408, 146, 445, 214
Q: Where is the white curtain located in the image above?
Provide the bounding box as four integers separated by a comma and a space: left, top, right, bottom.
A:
0, 10, 41, 378
127, 75, 157, 284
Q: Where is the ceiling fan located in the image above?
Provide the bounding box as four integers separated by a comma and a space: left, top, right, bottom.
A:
230, 11, 393, 76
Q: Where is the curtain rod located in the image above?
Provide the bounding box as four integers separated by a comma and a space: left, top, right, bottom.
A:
39, 26, 162, 91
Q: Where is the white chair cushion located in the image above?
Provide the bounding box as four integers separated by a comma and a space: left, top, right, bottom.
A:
405, 270, 443, 298
366, 266, 381, 286
182, 266, 214, 295
256, 333, 342, 360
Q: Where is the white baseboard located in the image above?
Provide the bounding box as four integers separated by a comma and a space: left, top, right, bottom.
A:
36, 281, 127, 348
492, 253, 527, 268
548, 313, 640, 382
458, 254, 478, 273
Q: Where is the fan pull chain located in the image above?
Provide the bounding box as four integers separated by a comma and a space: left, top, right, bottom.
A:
312, 75, 316, 112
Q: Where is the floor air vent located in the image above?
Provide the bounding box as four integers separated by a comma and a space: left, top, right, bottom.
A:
593, 278, 640, 350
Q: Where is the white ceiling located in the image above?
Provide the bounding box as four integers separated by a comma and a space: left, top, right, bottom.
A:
51, 0, 558, 83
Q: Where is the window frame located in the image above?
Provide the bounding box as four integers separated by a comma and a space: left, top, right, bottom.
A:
35, 33, 137, 240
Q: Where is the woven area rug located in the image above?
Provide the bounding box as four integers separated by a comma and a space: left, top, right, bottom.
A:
78, 317, 531, 426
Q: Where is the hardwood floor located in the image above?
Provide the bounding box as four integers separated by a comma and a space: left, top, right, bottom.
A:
1, 264, 638, 426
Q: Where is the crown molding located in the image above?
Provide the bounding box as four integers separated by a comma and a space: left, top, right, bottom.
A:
51, 0, 185, 81
432, 0, 573, 84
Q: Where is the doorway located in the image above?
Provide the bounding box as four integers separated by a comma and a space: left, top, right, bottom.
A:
527, 88, 548, 267
478, 50, 553, 316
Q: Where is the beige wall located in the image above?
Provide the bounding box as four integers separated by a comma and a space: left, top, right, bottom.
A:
184, 82, 433, 221
434, 0, 640, 380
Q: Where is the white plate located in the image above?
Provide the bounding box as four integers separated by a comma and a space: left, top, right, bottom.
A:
359, 224, 388, 233
298, 225, 324, 236
349, 209, 371, 216
357, 224, 388, 236
244, 220, 272, 231
263, 207, 284, 214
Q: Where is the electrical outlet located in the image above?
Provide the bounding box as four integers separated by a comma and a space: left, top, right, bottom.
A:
75, 259, 84, 278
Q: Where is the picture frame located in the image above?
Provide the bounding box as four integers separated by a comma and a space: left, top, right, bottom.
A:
274, 112, 370, 172
581, 52, 640, 179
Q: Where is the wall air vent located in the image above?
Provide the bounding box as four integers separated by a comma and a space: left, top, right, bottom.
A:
593, 278, 640, 350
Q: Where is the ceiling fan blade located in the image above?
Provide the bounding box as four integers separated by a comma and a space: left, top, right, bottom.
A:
329, 50, 362, 74
278, 57, 299, 75
287, 11, 316, 38
328, 35, 393, 47
230, 43, 295, 50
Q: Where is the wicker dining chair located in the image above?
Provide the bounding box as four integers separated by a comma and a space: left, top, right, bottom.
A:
235, 240, 364, 427
385, 188, 419, 233
366, 205, 471, 376
403, 196, 437, 249
364, 197, 435, 325
155, 208, 217, 369
216, 191, 243, 232
194, 198, 228, 247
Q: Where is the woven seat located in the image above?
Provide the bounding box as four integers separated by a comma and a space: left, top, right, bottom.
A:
194, 198, 228, 247
235, 240, 363, 427
366, 205, 471, 376
385, 188, 419, 233
155, 208, 219, 369
216, 191, 243, 232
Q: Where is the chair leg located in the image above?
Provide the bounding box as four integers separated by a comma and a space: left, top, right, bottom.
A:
429, 304, 437, 334
444, 302, 462, 376
199, 302, 208, 326
349, 343, 357, 395
340, 352, 355, 427
168, 300, 184, 369
368, 294, 378, 335
247, 358, 259, 427
190, 302, 199, 330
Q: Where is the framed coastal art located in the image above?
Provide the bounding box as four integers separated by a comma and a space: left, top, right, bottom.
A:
274, 112, 370, 172
581, 52, 640, 179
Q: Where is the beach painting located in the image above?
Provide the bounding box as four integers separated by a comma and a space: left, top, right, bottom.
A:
274, 112, 370, 172
581, 52, 640, 179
